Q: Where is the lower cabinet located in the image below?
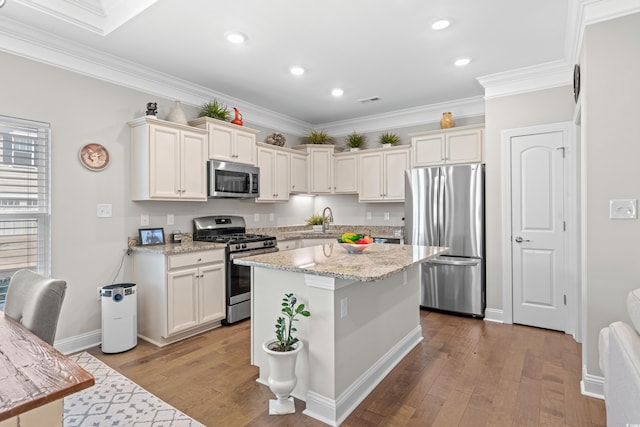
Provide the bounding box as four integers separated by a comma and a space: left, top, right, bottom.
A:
133, 248, 226, 347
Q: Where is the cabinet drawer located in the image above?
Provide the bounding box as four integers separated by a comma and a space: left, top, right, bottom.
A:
168, 250, 224, 270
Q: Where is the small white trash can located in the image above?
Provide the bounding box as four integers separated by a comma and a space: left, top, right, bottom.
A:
101, 283, 137, 353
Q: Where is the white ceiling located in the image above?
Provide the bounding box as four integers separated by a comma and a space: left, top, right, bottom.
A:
1, 0, 575, 129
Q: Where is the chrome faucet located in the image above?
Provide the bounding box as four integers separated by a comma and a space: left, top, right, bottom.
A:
322, 206, 334, 233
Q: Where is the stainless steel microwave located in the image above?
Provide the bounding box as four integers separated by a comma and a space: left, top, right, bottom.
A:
207, 160, 259, 199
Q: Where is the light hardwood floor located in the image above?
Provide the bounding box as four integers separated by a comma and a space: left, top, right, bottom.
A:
87, 310, 606, 426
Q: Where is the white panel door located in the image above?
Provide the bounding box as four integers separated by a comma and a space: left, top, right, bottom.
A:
198, 263, 226, 324
149, 125, 180, 199
511, 130, 566, 331
167, 268, 199, 335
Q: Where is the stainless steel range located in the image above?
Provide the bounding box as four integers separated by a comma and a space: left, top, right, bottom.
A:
193, 215, 278, 324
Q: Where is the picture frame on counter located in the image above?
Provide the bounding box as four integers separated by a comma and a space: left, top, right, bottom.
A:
139, 228, 165, 246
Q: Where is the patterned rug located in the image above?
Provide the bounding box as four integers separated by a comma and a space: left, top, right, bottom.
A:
64, 352, 204, 427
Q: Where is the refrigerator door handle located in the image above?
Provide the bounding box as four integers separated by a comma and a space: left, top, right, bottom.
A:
426, 257, 481, 267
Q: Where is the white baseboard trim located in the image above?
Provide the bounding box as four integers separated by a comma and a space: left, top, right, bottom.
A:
483, 308, 504, 323
581, 365, 604, 400
55, 329, 101, 355
303, 325, 423, 426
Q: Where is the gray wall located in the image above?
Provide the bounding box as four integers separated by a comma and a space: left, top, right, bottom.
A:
583, 12, 640, 376
484, 86, 575, 310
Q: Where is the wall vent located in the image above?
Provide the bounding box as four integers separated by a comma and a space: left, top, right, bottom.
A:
358, 96, 380, 103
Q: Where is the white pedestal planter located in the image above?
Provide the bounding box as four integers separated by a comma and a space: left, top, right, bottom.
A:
262, 340, 303, 415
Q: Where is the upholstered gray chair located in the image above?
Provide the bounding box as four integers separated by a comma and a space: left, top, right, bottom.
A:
4, 269, 66, 345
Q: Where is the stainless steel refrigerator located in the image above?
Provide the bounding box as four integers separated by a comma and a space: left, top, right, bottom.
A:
404, 164, 485, 317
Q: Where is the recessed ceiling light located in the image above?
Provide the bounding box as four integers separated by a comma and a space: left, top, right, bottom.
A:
455, 58, 471, 66
290, 66, 305, 76
431, 19, 451, 30
225, 32, 247, 44
331, 88, 344, 97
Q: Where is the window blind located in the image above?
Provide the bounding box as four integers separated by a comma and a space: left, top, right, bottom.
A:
0, 116, 50, 303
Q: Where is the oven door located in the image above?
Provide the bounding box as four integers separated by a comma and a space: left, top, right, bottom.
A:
228, 247, 279, 304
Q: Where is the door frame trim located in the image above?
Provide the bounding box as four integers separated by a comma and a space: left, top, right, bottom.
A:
501, 121, 578, 337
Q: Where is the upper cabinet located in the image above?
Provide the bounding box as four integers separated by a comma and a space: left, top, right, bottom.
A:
294, 145, 336, 194
256, 143, 290, 202
411, 125, 484, 167
129, 117, 208, 201
290, 151, 309, 194
358, 146, 410, 202
333, 151, 358, 194
189, 117, 259, 165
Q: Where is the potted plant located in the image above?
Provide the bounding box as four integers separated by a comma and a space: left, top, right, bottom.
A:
262, 293, 311, 415
379, 132, 400, 148
345, 132, 366, 151
306, 214, 325, 232
304, 129, 334, 145
198, 99, 230, 121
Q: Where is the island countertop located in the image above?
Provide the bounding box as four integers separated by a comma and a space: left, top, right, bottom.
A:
234, 242, 448, 282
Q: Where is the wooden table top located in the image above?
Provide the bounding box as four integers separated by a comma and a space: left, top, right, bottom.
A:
0, 311, 94, 421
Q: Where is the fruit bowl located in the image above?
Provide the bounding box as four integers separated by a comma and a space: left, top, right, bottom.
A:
339, 242, 372, 254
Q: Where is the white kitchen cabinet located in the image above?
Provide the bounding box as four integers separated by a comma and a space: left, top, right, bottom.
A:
290, 151, 309, 193
256, 143, 290, 202
411, 125, 484, 166
358, 146, 410, 202
333, 152, 358, 193
298, 145, 335, 194
189, 116, 259, 165
133, 248, 226, 347
129, 116, 208, 201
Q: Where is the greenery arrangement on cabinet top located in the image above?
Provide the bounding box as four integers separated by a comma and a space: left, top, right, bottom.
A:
379, 132, 400, 145
198, 99, 230, 121
304, 129, 334, 145
345, 131, 366, 148
272, 293, 311, 352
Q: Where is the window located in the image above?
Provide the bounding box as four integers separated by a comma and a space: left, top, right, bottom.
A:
0, 116, 50, 304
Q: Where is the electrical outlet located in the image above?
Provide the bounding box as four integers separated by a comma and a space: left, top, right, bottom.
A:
341, 297, 348, 318
384, 212, 390, 220
167, 214, 174, 225
97, 286, 102, 301
140, 214, 149, 226
254, 213, 260, 222
269, 213, 274, 221
97, 204, 112, 218
366, 212, 372, 220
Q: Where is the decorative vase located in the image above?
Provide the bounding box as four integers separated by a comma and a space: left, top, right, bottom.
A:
440, 112, 454, 129
381, 143, 392, 149
349, 147, 360, 152
312, 225, 323, 233
167, 101, 188, 125
262, 340, 303, 415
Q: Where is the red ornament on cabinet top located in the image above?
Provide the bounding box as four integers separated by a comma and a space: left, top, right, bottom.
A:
231, 107, 243, 126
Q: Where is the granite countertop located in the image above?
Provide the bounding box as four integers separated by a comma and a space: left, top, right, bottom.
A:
247, 225, 403, 242
234, 242, 448, 282
128, 240, 227, 255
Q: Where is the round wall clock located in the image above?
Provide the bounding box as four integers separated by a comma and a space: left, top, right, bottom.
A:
573, 64, 580, 103
79, 143, 110, 171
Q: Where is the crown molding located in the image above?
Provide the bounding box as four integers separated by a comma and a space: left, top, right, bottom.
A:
569, 0, 640, 64
479, 0, 640, 100
477, 60, 572, 100
12, 0, 159, 35
317, 96, 486, 136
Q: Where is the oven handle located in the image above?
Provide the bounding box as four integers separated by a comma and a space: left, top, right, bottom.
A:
229, 247, 279, 260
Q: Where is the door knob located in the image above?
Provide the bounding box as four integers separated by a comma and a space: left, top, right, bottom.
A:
514, 236, 531, 243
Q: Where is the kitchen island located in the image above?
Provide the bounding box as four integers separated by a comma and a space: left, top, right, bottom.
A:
235, 242, 447, 426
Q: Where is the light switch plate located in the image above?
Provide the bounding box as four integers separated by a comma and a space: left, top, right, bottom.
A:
609, 199, 637, 219
140, 214, 149, 226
